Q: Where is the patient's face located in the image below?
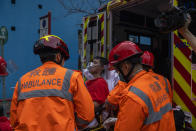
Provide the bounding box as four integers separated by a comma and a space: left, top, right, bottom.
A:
89, 59, 103, 74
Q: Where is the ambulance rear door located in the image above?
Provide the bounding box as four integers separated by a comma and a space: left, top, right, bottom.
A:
82, 12, 107, 69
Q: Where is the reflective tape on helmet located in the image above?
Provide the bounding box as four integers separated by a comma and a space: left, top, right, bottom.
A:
129, 86, 172, 125
17, 69, 73, 101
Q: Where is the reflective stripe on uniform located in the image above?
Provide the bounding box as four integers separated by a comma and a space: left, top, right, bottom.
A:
129, 86, 172, 125
163, 77, 169, 95
17, 77, 22, 97
145, 103, 172, 125
17, 69, 74, 101
62, 70, 74, 101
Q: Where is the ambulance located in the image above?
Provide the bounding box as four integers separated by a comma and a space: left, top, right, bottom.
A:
79, 0, 196, 129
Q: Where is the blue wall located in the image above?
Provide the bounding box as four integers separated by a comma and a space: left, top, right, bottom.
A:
0, 0, 83, 98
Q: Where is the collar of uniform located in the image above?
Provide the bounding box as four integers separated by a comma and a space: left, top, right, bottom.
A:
127, 70, 147, 85
43, 61, 59, 66
149, 69, 153, 72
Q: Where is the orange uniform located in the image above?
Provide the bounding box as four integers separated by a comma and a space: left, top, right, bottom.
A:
10, 62, 95, 131
107, 81, 127, 105
114, 70, 175, 131
148, 69, 173, 101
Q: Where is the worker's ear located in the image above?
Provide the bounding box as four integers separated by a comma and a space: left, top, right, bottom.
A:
56, 53, 61, 63
122, 61, 132, 76
57, 53, 65, 66
56, 53, 65, 66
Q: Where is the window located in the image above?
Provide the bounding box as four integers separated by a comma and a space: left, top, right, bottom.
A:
140, 36, 151, 46
127, 33, 151, 46
128, 34, 139, 43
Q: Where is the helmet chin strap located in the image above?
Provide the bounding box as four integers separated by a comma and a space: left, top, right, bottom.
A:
118, 63, 136, 83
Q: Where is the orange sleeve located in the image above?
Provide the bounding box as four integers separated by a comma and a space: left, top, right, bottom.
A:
70, 72, 95, 124
115, 96, 145, 131
107, 81, 127, 105
10, 82, 19, 128
107, 85, 121, 105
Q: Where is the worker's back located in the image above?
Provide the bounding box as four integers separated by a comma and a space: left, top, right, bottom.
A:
115, 71, 176, 131
10, 62, 94, 131
148, 69, 173, 101
131, 71, 175, 131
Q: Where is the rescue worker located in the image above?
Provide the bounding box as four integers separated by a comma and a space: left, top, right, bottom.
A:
109, 41, 176, 131
10, 35, 95, 131
141, 51, 193, 130
141, 51, 173, 101
178, 14, 196, 52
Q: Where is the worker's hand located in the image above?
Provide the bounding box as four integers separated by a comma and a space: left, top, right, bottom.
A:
78, 118, 98, 131
103, 117, 117, 130
178, 14, 191, 33
86, 118, 98, 128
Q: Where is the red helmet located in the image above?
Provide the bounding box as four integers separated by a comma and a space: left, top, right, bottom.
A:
109, 41, 142, 66
0, 56, 8, 76
34, 35, 69, 60
141, 51, 154, 67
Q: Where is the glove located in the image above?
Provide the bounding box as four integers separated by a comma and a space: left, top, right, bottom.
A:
78, 118, 98, 131
86, 118, 98, 128
103, 117, 117, 130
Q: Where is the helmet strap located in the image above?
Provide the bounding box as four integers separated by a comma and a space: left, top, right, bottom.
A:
125, 63, 136, 82
117, 63, 136, 83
